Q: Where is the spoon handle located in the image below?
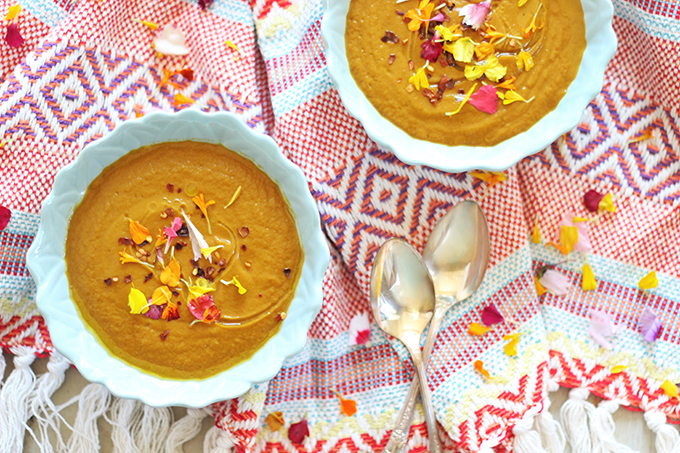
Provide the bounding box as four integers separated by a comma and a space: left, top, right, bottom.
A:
410, 346, 444, 453
383, 308, 447, 453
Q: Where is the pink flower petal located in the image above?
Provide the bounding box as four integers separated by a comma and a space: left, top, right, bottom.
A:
458, 0, 490, 30
421, 38, 442, 63
589, 309, 619, 349
349, 312, 370, 345
588, 327, 612, 349
558, 213, 592, 252
145, 303, 166, 320
481, 303, 504, 325
468, 85, 498, 114
163, 217, 183, 242
188, 294, 215, 320
639, 307, 662, 342
0, 205, 11, 231
5, 22, 24, 48
538, 269, 571, 295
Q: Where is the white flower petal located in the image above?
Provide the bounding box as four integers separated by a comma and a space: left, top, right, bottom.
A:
154, 25, 189, 56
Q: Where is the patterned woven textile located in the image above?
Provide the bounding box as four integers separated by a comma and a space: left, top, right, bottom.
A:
0, 0, 679, 451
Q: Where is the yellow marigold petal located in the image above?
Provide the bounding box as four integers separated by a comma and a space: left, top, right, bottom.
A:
225, 39, 239, 52
201, 245, 224, 259
446, 82, 477, 116
464, 64, 485, 81
559, 225, 578, 254
152, 285, 172, 305
582, 263, 597, 291
474, 360, 491, 378
468, 322, 492, 336
174, 93, 195, 107
483, 56, 507, 83
496, 77, 516, 91
531, 215, 541, 244
503, 90, 532, 105
629, 125, 654, 143
518, 0, 528, 6
129, 219, 151, 245
408, 67, 430, 91
128, 287, 149, 314
661, 379, 678, 398
535, 276, 547, 296
5, 5, 21, 21
611, 365, 627, 374
453, 37, 475, 63
474, 42, 495, 60
516, 51, 534, 71
599, 193, 615, 213
639, 271, 658, 291
160, 260, 181, 287
138, 19, 159, 30
503, 333, 521, 356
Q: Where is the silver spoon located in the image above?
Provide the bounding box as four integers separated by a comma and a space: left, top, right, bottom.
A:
382, 200, 490, 453
370, 238, 443, 453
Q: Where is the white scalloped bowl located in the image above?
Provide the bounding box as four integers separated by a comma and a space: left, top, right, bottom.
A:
26, 110, 329, 408
321, 0, 616, 172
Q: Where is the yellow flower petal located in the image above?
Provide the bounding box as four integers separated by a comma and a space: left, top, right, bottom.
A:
483, 56, 507, 83
503, 90, 532, 105
518, 0, 528, 6
129, 219, 151, 245
223, 276, 247, 295
531, 215, 541, 244
474, 360, 492, 378
5, 5, 21, 21
152, 286, 172, 305
188, 277, 216, 300
582, 263, 597, 291
128, 287, 149, 314
408, 67, 430, 91
446, 83, 477, 116
535, 276, 547, 296
464, 64, 485, 81
160, 260, 181, 287
503, 333, 521, 356
599, 193, 615, 213
468, 322, 492, 336
560, 225, 578, 254
611, 365, 627, 374
474, 42, 495, 60
201, 245, 224, 259
516, 50, 534, 71
639, 271, 658, 291
225, 39, 239, 52
661, 379, 678, 398
453, 37, 475, 63
174, 93, 195, 107
136, 19, 158, 30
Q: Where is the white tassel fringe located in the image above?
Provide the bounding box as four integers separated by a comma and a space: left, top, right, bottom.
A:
644, 411, 680, 453
64, 383, 110, 453
560, 388, 594, 453
0, 347, 37, 453
513, 403, 549, 453
534, 393, 566, 453
204, 425, 235, 453
106, 398, 142, 453
165, 408, 210, 453
589, 399, 637, 453
133, 404, 172, 453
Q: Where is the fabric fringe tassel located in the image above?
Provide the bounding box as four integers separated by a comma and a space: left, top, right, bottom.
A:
534, 383, 566, 453
204, 425, 236, 453
106, 398, 143, 453
559, 388, 594, 452
644, 411, 680, 453
134, 404, 173, 453
589, 399, 637, 453
0, 346, 37, 453
165, 408, 210, 453
513, 403, 550, 453
64, 383, 111, 453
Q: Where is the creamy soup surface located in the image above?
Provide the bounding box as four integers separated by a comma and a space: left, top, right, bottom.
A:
346, 0, 587, 146
66, 141, 303, 380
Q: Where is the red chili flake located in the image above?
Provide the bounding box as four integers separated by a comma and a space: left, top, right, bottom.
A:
241, 244, 247, 251
446, 78, 455, 89
178, 68, 194, 81
0, 206, 11, 231
277, 312, 287, 321
118, 237, 133, 245
421, 38, 442, 62
165, 208, 175, 217
177, 188, 182, 193
218, 258, 227, 267
381, 31, 400, 44
259, 293, 262, 297
160, 330, 170, 341
395, 9, 405, 16
284, 268, 291, 278
104, 278, 113, 286
237, 226, 250, 238
422, 88, 438, 105
388, 54, 396, 65
166, 183, 174, 193
583, 190, 605, 212
143, 273, 153, 283
175, 242, 184, 251
177, 224, 189, 236
288, 419, 309, 444
408, 60, 415, 71
124, 274, 132, 284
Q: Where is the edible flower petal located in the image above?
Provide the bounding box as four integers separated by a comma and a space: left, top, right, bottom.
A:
119, 249, 154, 269
5, 22, 23, 48
582, 263, 597, 291
452, 37, 475, 63
496, 77, 516, 90
408, 65, 430, 91
0, 205, 10, 231
503, 333, 521, 356
661, 380, 678, 398
203, 304, 221, 323
421, 38, 442, 62
162, 302, 180, 321
188, 294, 215, 320
503, 90, 532, 105
531, 214, 541, 243
516, 51, 534, 71
518, 0, 528, 6
201, 245, 224, 259
288, 419, 309, 444
446, 82, 477, 115
559, 225, 578, 254
129, 219, 151, 245
152, 286, 172, 305
145, 304, 165, 319
153, 25, 189, 56
128, 287, 149, 314
629, 125, 654, 144
458, 0, 490, 30
474, 41, 495, 60
539, 269, 571, 296
523, 4, 544, 38
589, 309, 619, 350
468, 85, 498, 114
469, 170, 507, 189
333, 390, 357, 417
639, 307, 662, 342
135, 19, 159, 30
481, 303, 504, 325
221, 276, 247, 294
348, 312, 371, 345
192, 193, 216, 234
583, 190, 605, 212
160, 259, 181, 287
474, 360, 492, 378
639, 271, 658, 291
534, 276, 547, 296
164, 217, 183, 253
187, 277, 216, 300
225, 186, 242, 209
435, 24, 459, 41
265, 412, 284, 431
559, 213, 592, 252
468, 322, 492, 336
182, 211, 210, 261
611, 365, 627, 374
5, 4, 20, 20
174, 93, 195, 108
599, 193, 615, 213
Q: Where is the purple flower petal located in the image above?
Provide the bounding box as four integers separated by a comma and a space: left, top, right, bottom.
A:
458, 0, 490, 30
639, 307, 662, 342
538, 269, 571, 295
145, 304, 165, 320
0, 205, 11, 231
481, 303, 504, 325
420, 38, 442, 63
5, 22, 24, 48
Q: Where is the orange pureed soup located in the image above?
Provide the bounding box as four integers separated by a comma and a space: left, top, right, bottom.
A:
65, 142, 303, 380
346, 0, 586, 146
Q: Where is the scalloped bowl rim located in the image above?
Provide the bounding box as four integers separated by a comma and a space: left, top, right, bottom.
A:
26, 110, 329, 408
321, 0, 617, 172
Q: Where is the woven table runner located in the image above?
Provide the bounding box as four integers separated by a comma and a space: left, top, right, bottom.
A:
0, 0, 679, 452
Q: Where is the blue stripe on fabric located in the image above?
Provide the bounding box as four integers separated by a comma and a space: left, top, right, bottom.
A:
21, 0, 70, 28
3, 210, 40, 236
614, 0, 680, 41
271, 67, 333, 117
257, 0, 323, 60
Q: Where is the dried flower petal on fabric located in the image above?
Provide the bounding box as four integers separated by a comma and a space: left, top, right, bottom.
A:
559, 213, 592, 252
0, 205, 11, 231
598, 193, 615, 213
288, 419, 309, 443
611, 365, 627, 374
539, 269, 571, 296
265, 411, 284, 431
481, 303, 504, 325
583, 189, 604, 212
534, 276, 547, 296
469, 170, 507, 189
458, 0, 490, 30
160, 259, 181, 287
135, 19, 159, 30
503, 333, 521, 356
446, 82, 477, 116
198, 0, 215, 10
582, 263, 597, 291
531, 213, 541, 243
128, 287, 149, 314
174, 93, 195, 109
129, 219, 151, 245
468, 322, 492, 336
468, 85, 498, 114
588, 309, 619, 350
162, 301, 180, 321
5, 4, 20, 20
154, 25, 189, 56
639, 271, 658, 291
5, 22, 23, 48
516, 51, 534, 71
629, 125, 654, 144
474, 360, 492, 378
348, 312, 371, 345
333, 390, 357, 417
661, 380, 678, 398
639, 306, 662, 342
